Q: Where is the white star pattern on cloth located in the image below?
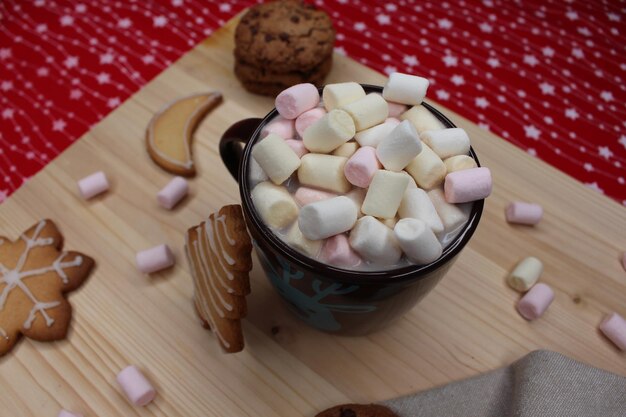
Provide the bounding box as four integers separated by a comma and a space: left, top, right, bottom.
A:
334, 46, 346, 56
607, 12, 621, 22
52, 119, 66, 132
385, 3, 397, 11
585, 182, 603, 193
583, 163, 594, 172
63, 56, 79, 69
619, 136, 626, 149
0, 81, 13, 92
479, 22, 493, 33
0, 48, 11, 60
219, 4, 231, 12
376, 14, 391, 25
95, 73, 110, 84
566, 11, 578, 20
451, 75, 465, 86
107, 97, 121, 108
527, 148, 537, 157
542, 47, 555, 57
565, 108, 579, 120
600, 91, 614, 102
153, 16, 168, 27
539, 82, 555, 95
99, 53, 114, 64
524, 125, 541, 139
69, 89, 82, 100
403, 55, 418, 66
438, 19, 453, 29
142, 55, 155, 64
118, 18, 132, 29
0, 189, 7, 203
384, 65, 397, 75
577, 27, 592, 37
442, 55, 458, 67
36, 24, 47, 33
598, 146, 613, 159
36, 67, 49, 77
60, 15, 74, 26
523, 55, 539, 66
171, 0, 183, 6
436, 90, 450, 100
487, 57, 500, 68
75, 4, 87, 13
475, 97, 489, 108
1, 109, 14, 119
354, 22, 366, 31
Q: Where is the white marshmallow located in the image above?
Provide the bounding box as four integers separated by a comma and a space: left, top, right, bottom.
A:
349, 216, 402, 265
376, 120, 422, 171
251, 182, 299, 229
444, 155, 477, 173
298, 196, 358, 240
427, 188, 469, 235
394, 218, 442, 264
345, 188, 366, 218
399, 188, 444, 234
405, 143, 446, 189
421, 128, 471, 159
283, 222, 323, 257
383, 73, 430, 106
380, 217, 399, 229
248, 157, 269, 186
332, 141, 359, 158
322, 82, 366, 111
361, 170, 410, 219
508, 257, 543, 292
251, 133, 301, 184
303, 109, 356, 153
401, 171, 418, 189
298, 154, 351, 193
354, 120, 400, 148
341, 93, 389, 131
400, 105, 446, 134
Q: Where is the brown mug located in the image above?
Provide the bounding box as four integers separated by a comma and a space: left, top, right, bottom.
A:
220, 84, 484, 335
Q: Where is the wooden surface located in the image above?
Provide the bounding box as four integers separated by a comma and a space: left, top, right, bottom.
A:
1, 16, 625, 417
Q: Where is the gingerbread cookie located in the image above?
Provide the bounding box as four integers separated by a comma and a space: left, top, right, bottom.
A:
316, 404, 399, 417
184, 205, 252, 353
0, 219, 94, 355
146, 92, 222, 177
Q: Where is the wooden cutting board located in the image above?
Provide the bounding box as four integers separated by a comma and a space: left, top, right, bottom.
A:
1, 16, 625, 417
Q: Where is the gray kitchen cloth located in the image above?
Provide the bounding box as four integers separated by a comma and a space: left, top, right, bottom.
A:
383, 350, 625, 417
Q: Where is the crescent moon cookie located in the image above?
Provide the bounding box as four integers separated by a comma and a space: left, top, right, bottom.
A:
146, 92, 223, 177
0, 219, 94, 356
184, 205, 252, 353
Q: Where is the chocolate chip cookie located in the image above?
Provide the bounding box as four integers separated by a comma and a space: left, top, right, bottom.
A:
315, 404, 399, 417
234, 0, 335, 96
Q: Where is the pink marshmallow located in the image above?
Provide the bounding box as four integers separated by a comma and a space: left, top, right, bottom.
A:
295, 107, 326, 138
260, 116, 295, 139
136, 244, 174, 274
294, 187, 336, 206
386, 102, 408, 118
505, 202, 543, 226
599, 312, 626, 351
77, 171, 109, 200
321, 234, 362, 268
116, 365, 156, 406
58, 411, 84, 417
157, 176, 188, 210
517, 283, 554, 321
444, 167, 492, 203
344, 146, 381, 188
275, 83, 320, 120
285, 139, 309, 158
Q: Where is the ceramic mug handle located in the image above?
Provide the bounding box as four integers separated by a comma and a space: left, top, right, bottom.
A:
219, 118, 263, 181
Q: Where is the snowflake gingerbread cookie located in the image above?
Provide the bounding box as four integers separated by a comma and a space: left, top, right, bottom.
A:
0, 219, 94, 355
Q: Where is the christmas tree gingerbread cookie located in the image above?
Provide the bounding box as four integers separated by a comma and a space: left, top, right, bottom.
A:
0, 219, 94, 355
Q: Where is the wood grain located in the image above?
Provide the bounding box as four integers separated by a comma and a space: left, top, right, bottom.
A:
1, 16, 625, 417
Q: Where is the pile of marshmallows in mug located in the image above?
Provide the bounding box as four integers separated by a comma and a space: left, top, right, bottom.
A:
250, 73, 492, 269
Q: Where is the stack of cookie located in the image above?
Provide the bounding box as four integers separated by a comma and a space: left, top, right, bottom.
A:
234, 0, 335, 96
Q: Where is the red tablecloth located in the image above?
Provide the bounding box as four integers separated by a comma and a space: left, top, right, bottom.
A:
1, 0, 625, 204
